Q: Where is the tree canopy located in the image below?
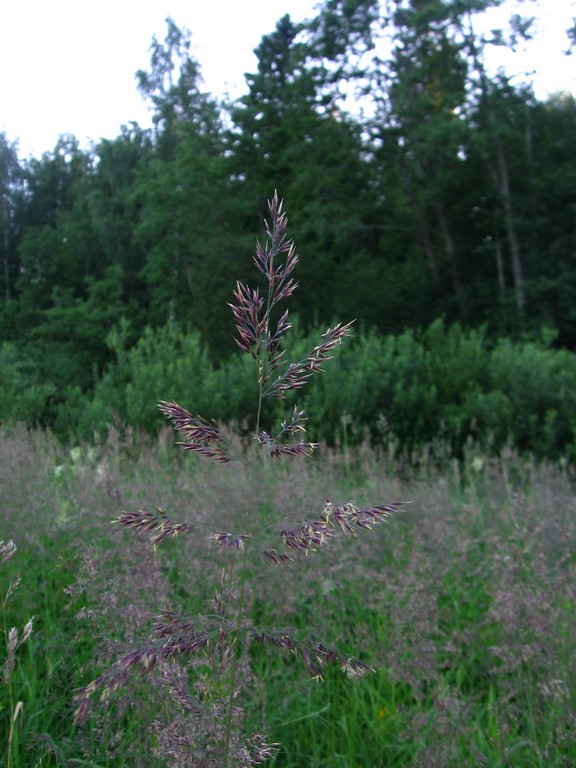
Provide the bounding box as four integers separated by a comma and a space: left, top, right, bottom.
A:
1, 5, 575, 440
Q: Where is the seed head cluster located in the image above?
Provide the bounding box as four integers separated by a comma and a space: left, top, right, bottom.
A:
74, 193, 403, 766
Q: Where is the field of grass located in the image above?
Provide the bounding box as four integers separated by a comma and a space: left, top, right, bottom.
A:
1, 425, 575, 767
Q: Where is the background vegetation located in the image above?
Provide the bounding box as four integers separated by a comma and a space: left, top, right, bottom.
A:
1, 0, 575, 461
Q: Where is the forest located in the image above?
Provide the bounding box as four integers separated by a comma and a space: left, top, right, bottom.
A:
1, 0, 575, 458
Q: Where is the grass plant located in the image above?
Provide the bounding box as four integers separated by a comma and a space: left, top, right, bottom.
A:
1, 539, 33, 768
0, 422, 575, 764
73, 193, 405, 766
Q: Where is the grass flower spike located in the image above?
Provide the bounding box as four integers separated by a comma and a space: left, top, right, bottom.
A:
74, 193, 404, 766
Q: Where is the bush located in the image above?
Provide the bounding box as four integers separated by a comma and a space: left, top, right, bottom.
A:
32, 319, 576, 463
0, 342, 56, 427
290, 320, 576, 462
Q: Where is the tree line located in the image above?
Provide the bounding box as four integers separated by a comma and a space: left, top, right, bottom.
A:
1, 0, 575, 439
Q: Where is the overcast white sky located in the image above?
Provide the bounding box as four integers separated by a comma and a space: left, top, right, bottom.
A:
1, 0, 574, 159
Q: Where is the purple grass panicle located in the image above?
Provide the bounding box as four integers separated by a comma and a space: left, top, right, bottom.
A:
74, 192, 404, 766
158, 401, 232, 462
113, 506, 192, 545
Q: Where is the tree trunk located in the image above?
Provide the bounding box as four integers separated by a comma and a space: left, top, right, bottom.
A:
493, 134, 525, 314
1, 194, 9, 300
401, 165, 441, 287
494, 227, 505, 296
436, 200, 468, 321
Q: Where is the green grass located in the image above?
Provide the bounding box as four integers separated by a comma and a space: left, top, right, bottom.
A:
1, 426, 575, 766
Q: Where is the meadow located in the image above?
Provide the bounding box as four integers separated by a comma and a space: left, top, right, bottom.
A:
2, 196, 576, 767
2, 423, 575, 767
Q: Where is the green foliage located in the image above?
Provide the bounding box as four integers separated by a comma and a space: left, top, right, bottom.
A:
488, 335, 576, 458
0, 342, 56, 426
0, 15, 575, 458
292, 320, 576, 461
48, 319, 576, 463
66, 322, 221, 437
123, 325, 214, 431
3, 307, 575, 463
228, 14, 374, 332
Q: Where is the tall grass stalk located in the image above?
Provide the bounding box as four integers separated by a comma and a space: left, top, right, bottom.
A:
73, 193, 404, 765
1, 540, 33, 768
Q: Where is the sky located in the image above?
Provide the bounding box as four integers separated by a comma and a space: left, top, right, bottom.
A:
1, 0, 574, 159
